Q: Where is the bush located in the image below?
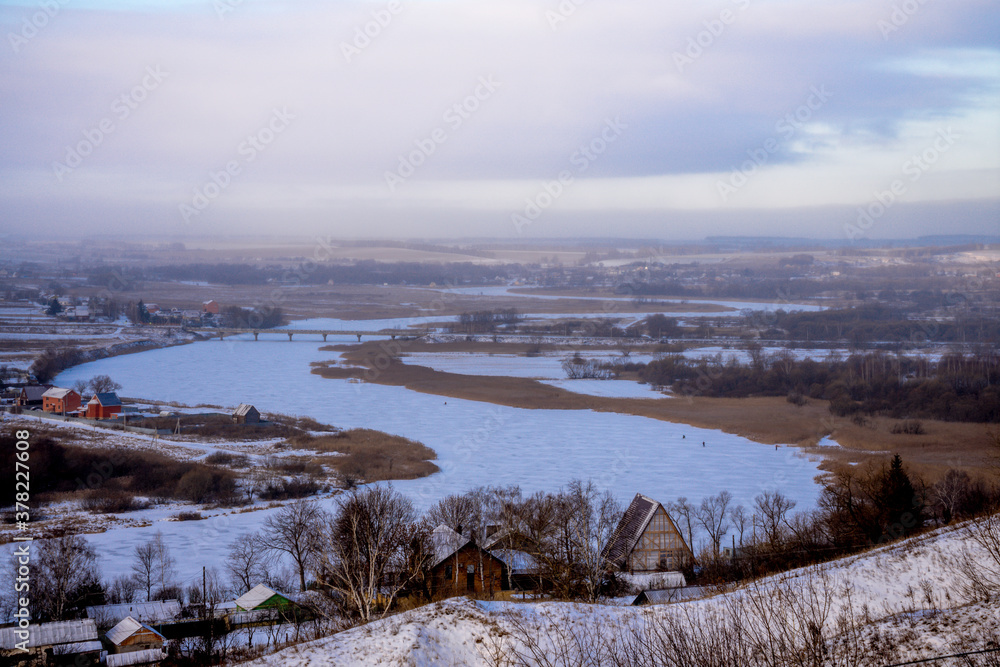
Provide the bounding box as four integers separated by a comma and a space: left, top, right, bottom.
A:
204, 451, 250, 467
890, 420, 925, 435
80, 488, 145, 514
173, 511, 203, 521
786, 391, 807, 407
258, 477, 320, 500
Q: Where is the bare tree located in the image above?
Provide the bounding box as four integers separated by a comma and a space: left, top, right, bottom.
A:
755, 490, 796, 549
729, 504, 749, 549
259, 500, 323, 592
105, 574, 139, 605
132, 532, 175, 601
668, 497, 697, 554
88, 374, 122, 394
566, 480, 622, 602
226, 533, 274, 594
34, 535, 101, 620
314, 486, 426, 623
697, 491, 733, 558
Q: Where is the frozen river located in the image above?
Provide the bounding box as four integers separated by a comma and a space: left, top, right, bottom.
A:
47, 316, 828, 585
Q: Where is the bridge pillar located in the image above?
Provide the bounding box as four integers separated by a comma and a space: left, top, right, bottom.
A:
322, 334, 327, 342
391, 334, 396, 340
287, 333, 294, 342
356, 334, 362, 342
253, 332, 259, 341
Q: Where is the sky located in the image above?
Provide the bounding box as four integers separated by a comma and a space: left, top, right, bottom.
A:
1, 0, 998, 241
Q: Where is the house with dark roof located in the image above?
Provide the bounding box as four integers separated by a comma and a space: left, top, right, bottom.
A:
602, 493, 693, 573
16, 384, 52, 407
86, 392, 123, 419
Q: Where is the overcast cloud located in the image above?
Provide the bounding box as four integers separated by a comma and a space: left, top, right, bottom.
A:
1, 0, 998, 240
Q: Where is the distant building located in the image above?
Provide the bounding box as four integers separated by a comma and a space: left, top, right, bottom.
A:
86, 600, 181, 628
202, 300, 220, 315
17, 384, 52, 407
86, 392, 123, 420
234, 584, 292, 612
144, 303, 159, 315
233, 404, 260, 424
42, 387, 81, 414
602, 493, 693, 573
106, 616, 165, 655
0, 619, 102, 665
427, 525, 508, 598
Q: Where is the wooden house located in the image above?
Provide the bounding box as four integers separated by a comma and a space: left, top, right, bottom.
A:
17, 384, 52, 407
0, 618, 102, 666
106, 616, 165, 654
233, 404, 260, 424
42, 387, 81, 414
86, 392, 123, 419
602, 493, 693, 573
202, 300, 220, 315
427, 525, 508, 599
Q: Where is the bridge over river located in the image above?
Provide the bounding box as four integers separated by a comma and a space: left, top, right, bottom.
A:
184, 327, 428, 342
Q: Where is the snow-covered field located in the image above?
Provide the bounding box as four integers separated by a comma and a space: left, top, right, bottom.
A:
241, 518, 1000, 666
37, 326, 828, 585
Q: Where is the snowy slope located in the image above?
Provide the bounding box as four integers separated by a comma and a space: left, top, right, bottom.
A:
242, 517, 1000, 666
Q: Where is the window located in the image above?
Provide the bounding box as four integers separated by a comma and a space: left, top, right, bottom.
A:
658, 551, 669, 570
445, 565, 452, 580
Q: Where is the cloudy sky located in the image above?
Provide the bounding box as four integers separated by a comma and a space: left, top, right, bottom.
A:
1, 0, 998, 240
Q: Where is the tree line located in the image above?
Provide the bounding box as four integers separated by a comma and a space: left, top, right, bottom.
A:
636, 348, 1000, 422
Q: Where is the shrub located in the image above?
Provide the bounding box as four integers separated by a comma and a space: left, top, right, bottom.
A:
890, 420, 925, 435
80, 488, 144, 514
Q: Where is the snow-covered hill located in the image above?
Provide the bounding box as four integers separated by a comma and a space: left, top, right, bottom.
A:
244, 517, 1000, 666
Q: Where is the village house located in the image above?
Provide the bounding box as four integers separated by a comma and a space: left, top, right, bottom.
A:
16, 384, 52, 407
105, 616, 165, 655
202, 300, 220, 315
602, 493, 694, 573
0, 618, 103, 666
86, 392, 123, 419
427, 525, 508, 599
42, 387, 81, 414
233, 404, 261, 424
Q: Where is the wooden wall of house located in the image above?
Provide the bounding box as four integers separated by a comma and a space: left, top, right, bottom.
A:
627, 506, 692, 572
428, 544, 507, 598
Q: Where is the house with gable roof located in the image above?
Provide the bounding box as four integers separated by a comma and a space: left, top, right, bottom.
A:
602, 493, 693, 573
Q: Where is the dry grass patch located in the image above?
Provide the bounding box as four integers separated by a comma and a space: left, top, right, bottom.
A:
287, 428, 438, 483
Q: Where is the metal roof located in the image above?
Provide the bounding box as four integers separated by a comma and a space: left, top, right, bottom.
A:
601, 493, 661, 569
19, 385, 52, 401
87, 600, 181, 625
490, 548, 539, 575
0, 619, 98, 649
632, 586, 686, 606
106, 617, 165, 646
430, 525, 470, 568
107, 648, 167, 666
42, 387, 77, 400
235, 584, 287, 611
90, 392, 122, 407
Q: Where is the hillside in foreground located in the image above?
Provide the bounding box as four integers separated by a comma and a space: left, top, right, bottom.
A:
243, 515, 1000, 666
